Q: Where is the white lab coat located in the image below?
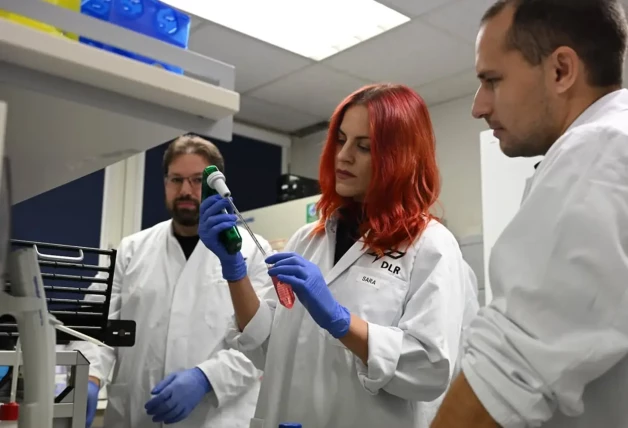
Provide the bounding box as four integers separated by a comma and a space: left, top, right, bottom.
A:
226, 217, 480, 428
69, 220, 273, 428
462, 88, 628, 428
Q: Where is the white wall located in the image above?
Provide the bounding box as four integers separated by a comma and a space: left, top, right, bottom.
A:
289, 95, 487, 239
240, 195, 322, 250
290, 129, 326, 180
431, 96, 487, 238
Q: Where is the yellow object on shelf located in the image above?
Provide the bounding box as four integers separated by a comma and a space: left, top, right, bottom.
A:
0, 0, 80, 40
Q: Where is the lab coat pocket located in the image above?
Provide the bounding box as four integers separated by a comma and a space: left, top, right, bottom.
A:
103, 383, 129, 427
323, 266, 408, 348
343, 266, 408, 326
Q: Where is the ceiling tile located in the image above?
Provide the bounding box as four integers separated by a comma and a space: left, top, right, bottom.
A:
236, 96, 323, 133
248, 65, 372, 117
415, 68, 478, 106
378, 0, 459, 17
189, 23, 313, 93
323, 19, 474, 87
422, 0, 495, 43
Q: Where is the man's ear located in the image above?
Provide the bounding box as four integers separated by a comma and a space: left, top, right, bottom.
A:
548, 46, 579, 94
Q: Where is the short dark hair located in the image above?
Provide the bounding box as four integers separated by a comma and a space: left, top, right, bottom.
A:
482, 0, 628, 87
163, 134, 225, 175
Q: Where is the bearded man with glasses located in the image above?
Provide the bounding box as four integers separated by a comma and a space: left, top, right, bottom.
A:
69, 134, 273, 428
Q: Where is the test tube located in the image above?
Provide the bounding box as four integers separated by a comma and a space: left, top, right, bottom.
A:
206, 168, 296, 309
271, 275, 295, 309
227, 199, 295, 309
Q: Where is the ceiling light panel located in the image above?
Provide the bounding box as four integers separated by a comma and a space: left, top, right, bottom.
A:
163, 0, 410, 61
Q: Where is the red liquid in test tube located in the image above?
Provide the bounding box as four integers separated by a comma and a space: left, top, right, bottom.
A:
272, 276, 295, 308
220, 188, 296, 309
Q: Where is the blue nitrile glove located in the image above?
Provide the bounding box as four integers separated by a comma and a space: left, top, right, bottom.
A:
145, 367, 212, 425
266, 252, 351, 338
199, 194, 247, 281
86, 380, 99, 428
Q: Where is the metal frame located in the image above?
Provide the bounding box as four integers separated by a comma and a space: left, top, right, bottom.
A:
0, 350, 89, 428
1, 240, 135, 348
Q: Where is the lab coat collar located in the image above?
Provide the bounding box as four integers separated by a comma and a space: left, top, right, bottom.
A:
165, 219, 204, 264
566, 88, 628, 133
324, 215, 337, 234
538, 89, 628, 178
324, 238, 367, 286
322, 209, 370, 285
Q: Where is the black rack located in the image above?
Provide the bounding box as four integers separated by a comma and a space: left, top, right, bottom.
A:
0, 239, 135, 348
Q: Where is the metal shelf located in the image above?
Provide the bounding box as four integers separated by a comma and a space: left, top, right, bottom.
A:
0, 0, 241, 202
1, 239, 135, 348
0, 350, 91, 428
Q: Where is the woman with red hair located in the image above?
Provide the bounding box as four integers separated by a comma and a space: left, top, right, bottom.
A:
199, 83, 479, 427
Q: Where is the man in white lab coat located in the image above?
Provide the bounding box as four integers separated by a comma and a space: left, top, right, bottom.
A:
432, 1, 628, 427
70, 135, 273, 428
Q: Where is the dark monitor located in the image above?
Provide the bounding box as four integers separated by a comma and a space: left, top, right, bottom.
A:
277, 174, 319, 203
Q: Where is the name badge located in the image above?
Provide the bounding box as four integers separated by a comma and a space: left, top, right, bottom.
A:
358, 274, 380, 289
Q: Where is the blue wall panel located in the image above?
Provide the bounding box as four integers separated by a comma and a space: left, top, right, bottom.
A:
8, 169, 105, 315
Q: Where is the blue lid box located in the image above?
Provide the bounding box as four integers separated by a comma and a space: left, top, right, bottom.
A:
80, 0, 191, 74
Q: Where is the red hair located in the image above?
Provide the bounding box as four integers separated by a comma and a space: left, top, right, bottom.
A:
313, 83, 441, 255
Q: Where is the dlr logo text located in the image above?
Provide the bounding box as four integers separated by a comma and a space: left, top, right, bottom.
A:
381, 261, 400, 275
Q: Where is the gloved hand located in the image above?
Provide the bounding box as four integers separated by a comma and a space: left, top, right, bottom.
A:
145, 367, 212, 425
266, 252, 351, 338
199, 194, 247, 281
85, 380, 99, 428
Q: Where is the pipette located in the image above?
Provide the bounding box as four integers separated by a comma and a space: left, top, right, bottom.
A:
204, 167, 295, 309
202, 166, 242, 254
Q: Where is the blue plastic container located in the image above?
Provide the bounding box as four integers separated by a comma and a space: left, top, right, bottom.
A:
79, 0, 190, 74
278, 424, 302, 428
81, 0, 112, 21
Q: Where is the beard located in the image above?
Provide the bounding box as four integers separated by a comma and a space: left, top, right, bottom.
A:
167, 196, 200, 227
501, 97, 559, 158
